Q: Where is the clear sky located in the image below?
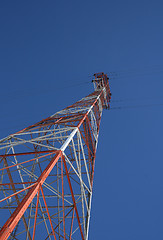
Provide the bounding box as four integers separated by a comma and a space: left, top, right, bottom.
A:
0, 1, 163, 239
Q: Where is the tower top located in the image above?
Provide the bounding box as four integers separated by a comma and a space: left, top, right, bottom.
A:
92, 72, 112, 109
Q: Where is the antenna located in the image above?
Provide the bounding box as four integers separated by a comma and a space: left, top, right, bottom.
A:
0, 73, 111, 240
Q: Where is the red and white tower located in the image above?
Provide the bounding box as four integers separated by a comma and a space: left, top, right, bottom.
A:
0, 73, 111, 240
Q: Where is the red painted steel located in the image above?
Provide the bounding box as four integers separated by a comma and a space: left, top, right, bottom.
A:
63, 155, 84, 240
40, 185, 57, 240
0, 151, 62, 239
32, 187, 40, 240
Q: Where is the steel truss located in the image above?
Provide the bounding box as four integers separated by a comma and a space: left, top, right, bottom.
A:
0, 73, 111, 240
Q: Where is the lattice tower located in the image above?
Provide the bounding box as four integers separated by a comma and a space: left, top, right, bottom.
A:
0, 72, 111, 240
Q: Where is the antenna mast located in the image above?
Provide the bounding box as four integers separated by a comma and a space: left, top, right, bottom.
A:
0, 72, 111, 239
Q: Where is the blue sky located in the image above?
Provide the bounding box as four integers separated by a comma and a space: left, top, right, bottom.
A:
0, 1, 163, 239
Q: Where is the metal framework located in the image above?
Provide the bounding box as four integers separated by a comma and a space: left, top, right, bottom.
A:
0, 73, 111, 240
